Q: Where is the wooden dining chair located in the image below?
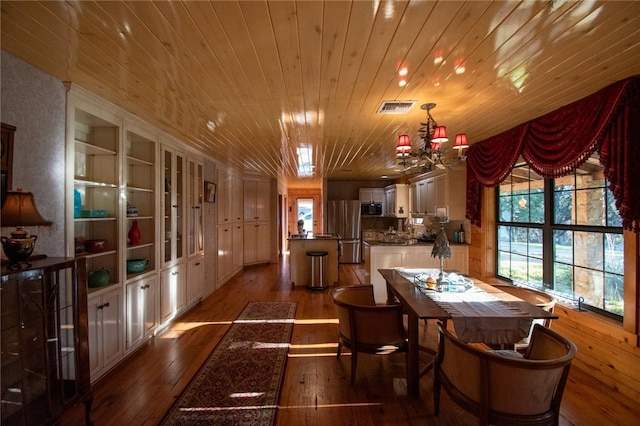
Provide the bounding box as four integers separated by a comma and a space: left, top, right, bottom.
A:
330, 285, 408, 385
492, 284, 557, 351
434, 322, 577, 426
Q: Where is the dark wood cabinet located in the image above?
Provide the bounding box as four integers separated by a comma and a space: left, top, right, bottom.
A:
1, 257, 92, 425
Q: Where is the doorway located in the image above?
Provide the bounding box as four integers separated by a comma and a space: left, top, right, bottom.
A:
296, 198, 314, 234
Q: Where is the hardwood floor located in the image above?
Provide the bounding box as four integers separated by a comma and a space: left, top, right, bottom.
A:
62, 257, 640, 425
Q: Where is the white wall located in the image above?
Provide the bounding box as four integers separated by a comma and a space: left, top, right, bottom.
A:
1, 51, 67, 257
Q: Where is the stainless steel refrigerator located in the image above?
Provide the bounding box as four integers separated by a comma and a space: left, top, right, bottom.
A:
327, 200, 362, 263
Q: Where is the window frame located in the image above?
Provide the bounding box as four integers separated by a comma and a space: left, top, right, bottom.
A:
495, 166, 624, 321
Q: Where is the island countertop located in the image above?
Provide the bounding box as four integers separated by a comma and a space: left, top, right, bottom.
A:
288, 235, 340, 287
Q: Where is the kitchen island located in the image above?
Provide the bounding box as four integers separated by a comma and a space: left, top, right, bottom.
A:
365, 240, 468, 303
289, 234, 340, 288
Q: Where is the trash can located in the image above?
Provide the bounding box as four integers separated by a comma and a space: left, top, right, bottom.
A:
307, 251, 328, 290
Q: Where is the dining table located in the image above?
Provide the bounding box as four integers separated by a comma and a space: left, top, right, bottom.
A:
379, 268, 558, 397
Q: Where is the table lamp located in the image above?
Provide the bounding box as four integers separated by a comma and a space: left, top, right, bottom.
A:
1, 189, 52, 266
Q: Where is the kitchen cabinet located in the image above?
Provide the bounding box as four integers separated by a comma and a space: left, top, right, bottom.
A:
244, 221, 270, 265
126, 275, 157, 350
186, 255, 204, 307
160, 263, 185, 324
384, 184, 409, 218
87, 286, 123, 381
359, 188, 385, 204
243, 179, 270, 221
288, 236, 340, 287
1, 258, 92, 425
410, 169, 466, 219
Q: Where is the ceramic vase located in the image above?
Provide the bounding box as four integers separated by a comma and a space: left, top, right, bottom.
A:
128, 220, 141, 246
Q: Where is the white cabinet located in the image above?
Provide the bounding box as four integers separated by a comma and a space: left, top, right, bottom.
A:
186, 158, 204, 258
244, 221, 270, 264
216, 170, 245, 287
384, 184, 409, 218
410, 169, 466, 219
216, 169, 232, 224
87, 287, 123, 381
217, 224, 233, 283
232, 223, 244, 271
160, 263, 185, 324
125, 276, 157, 350
359, 188, 385, 204
186, 255, 204, 307
244, 179, 270, 221
232, 175, 244, 223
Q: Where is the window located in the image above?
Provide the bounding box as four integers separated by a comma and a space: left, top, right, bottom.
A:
496, 155, 624, 318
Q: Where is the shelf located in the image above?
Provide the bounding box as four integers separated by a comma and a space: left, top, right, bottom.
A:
126, 155, 153, 167
75, 140, 116, 156
74, 217, 117, 223
74, 178, 118, 188
126, 186, 153, 193
127, 242, 154, 251
76, 250, 117, 259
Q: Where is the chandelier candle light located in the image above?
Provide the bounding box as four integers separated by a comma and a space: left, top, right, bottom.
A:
396, 103, 469, 172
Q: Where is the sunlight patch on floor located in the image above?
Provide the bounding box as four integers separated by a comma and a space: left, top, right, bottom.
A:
158, 320, 232, 339
294, 318, 339, 325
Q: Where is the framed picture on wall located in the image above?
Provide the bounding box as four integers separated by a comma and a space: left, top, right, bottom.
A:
204, 181, 216, 203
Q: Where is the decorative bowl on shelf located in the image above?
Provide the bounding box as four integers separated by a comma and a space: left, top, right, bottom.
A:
88, 267, 110, 288
127, 258, 149, 273
84, 239, 107, 253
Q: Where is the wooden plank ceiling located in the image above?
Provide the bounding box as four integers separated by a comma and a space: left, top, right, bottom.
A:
2, 1, 640, 187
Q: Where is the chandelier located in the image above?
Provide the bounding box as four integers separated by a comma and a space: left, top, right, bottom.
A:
396, 103, 468, 173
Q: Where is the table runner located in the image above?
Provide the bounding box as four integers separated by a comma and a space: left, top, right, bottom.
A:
395, 268, 532, 345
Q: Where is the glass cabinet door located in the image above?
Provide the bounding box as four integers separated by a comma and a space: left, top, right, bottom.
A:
187, 159, 203, 257
162, 148, 185, 265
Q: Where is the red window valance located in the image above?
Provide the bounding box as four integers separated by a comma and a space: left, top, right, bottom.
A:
466, 76, 640, 232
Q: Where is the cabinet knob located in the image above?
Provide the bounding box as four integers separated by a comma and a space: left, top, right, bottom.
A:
98, 302, 110, 309
172, 204, 178, 208
195, 262, 200, 266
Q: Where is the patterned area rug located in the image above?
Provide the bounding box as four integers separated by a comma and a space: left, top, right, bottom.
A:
161, 301, 297, 426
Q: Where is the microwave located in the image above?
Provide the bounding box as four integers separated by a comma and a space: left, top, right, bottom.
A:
361, 203, 382, 216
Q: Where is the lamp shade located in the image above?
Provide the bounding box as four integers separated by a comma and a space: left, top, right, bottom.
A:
396, 134, 411, 157
431, 126, 448, 143
1, 191, 52, 227
453, 133, 469, 149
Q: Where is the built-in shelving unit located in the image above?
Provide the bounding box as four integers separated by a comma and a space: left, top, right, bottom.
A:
65, 84, 206, 384
73, 108, 120, 291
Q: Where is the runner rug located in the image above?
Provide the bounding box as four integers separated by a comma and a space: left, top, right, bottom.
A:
161, 301, 297, 426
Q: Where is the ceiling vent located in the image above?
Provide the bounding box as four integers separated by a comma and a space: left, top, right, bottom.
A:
377, 100, 417, 114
